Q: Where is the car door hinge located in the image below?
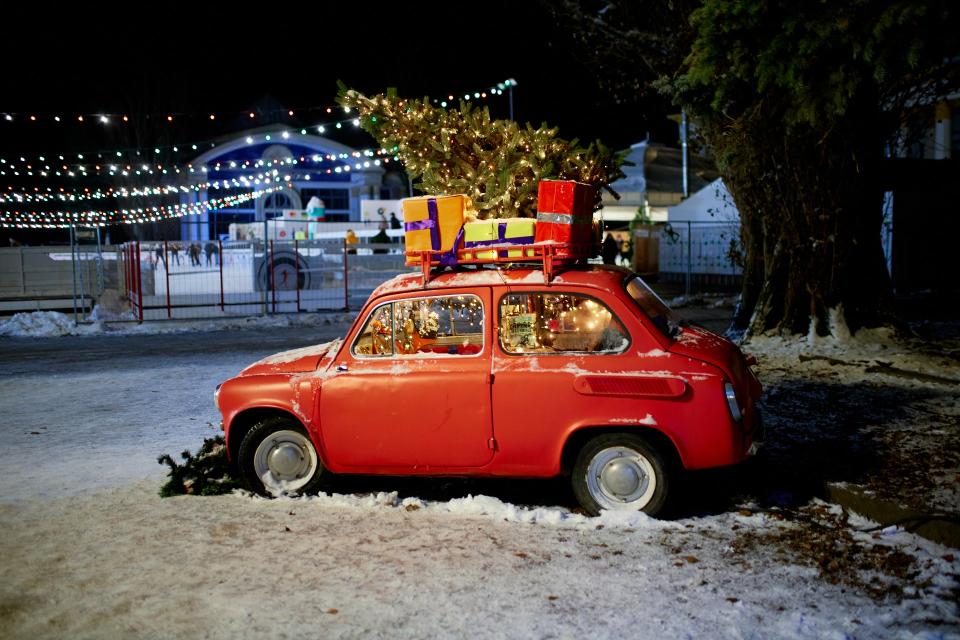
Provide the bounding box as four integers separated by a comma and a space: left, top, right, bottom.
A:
488, 437, 498, 450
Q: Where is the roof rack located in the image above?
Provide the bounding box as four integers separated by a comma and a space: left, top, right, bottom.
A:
406, 243, 596, 285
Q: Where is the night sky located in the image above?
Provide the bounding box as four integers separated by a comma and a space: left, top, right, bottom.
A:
1, 2, 676, 243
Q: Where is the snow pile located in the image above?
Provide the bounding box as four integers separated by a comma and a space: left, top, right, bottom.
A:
87, 303, 136, 323
0, 311, 100, 337
745, 325, 960, 386
244, 489, 677, 531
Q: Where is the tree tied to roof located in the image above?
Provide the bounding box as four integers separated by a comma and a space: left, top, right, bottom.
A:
337, 84, 626, 219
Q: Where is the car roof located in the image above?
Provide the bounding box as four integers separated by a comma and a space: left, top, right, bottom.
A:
370, 264, 634, 299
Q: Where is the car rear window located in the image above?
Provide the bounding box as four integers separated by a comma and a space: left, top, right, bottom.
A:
498, 292, 629, 355
624, 276, 681, 339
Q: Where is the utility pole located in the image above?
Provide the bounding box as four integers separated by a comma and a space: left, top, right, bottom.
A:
681, 109, 689, 199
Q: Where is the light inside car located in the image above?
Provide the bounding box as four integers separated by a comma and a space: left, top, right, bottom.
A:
724, 382, 742, 422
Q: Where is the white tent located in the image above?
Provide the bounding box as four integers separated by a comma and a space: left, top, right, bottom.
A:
667, 178, 738, 223
660, 179, 742, 277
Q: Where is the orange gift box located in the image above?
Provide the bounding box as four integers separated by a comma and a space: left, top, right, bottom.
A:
402, 195, 469, 266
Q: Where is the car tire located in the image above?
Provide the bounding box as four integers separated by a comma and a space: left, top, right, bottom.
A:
572, 433, 671, 517
238, 417, 325, 497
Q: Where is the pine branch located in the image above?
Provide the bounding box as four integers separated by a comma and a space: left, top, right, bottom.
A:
157, 435, 242, 497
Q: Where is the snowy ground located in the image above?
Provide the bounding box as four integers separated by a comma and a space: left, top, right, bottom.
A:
0, 314, 957, 638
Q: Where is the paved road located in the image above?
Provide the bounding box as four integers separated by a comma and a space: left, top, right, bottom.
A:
0, 324, 346, 377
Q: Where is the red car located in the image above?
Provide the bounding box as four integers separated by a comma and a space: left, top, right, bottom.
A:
215, 265, 763, 516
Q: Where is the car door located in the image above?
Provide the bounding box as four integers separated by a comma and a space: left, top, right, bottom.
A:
489, 287, 665, 475
319, 289, 494, 470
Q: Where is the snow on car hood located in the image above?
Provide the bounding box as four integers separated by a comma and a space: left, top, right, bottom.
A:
240, 339, 342, 376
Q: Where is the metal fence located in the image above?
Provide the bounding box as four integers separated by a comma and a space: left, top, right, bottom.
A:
656, 220, 743, 295
118, 239, 406, 321
5, 218, 895, 321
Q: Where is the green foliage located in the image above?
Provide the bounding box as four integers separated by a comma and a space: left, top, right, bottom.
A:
660, 0, 957, 134
337, 83, 627, 219
157, 435, 242, 497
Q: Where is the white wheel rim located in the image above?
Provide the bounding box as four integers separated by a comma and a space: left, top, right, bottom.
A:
253, 430, 318, 495
585, 446, 657, 511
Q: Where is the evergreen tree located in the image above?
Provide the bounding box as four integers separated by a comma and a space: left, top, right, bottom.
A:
337, 85, 626, 219
549, 0, 959, 337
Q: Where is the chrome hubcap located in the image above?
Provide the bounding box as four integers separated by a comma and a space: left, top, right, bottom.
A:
253, 430, 318, 493
586, 446, 656, 511
268, 442, 306, 476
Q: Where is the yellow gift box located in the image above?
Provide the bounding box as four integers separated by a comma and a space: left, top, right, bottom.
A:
402, 194, 469, 265
463, 218, 537, 260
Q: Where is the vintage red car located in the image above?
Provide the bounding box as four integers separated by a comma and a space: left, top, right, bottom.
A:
215, 265, 763, 516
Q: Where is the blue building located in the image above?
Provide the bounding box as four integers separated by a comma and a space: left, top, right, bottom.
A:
179, 126, 403, 241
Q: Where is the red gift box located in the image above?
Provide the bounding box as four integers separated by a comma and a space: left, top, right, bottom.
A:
534, 180, 597, 258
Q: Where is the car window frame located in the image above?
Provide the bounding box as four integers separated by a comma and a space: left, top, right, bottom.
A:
496, 290, 632, 357
350, 292, 487, 360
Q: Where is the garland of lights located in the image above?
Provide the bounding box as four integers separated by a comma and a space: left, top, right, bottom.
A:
1, 147, 399, 180
0, 79, 516, 125
1, 175, 296, 203
1, 186, 285, 229
0, 128, 398, 175
2, 118, 367, 167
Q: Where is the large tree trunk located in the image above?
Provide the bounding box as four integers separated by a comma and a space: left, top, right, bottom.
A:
707, 105, 896, 338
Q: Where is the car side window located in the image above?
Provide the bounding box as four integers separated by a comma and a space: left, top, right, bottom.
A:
499, 292, 629, 355
353, 295, 485, 358
352, 304, 394, 357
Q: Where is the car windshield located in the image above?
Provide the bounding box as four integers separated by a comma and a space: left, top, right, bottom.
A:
624, 276, 682, 339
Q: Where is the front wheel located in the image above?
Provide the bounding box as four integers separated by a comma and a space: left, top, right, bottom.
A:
238, 417, 324, 497
572, 433, 672, 517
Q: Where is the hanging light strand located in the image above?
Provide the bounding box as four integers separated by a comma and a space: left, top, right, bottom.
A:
1, 185, 286, 229
0, 78, 514, 126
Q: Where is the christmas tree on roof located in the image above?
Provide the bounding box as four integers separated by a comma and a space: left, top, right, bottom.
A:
337, 84, 626, 219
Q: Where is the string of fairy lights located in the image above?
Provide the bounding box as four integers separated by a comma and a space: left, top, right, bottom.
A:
0, 122, 397, 176
1, 79, 517, 229
1, 78, 513, 125
1, 78, 516, 165
1, 144, 401, 179
1, 174, 300, 203
1, 185, 285, 229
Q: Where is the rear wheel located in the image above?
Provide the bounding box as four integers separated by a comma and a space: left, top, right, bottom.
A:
572, 433, 671, 517
238, 417, 324, 497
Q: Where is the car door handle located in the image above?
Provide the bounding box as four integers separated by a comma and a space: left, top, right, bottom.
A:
337, 364, 349, 372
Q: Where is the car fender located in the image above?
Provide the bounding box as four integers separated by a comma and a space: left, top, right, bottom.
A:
220, 374, 323, 460
556, 417, 687, 475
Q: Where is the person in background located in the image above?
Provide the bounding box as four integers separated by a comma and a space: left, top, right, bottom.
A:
371, 228, 390, 254
345, 229, 359, 255
601, 233, 619, 265
619, 237, 633, 269
203, 241, 216, 266
389, 212, 402, 243
169, 242, 181, 266
377, 210, 388, 231
189, 242, 202, 266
